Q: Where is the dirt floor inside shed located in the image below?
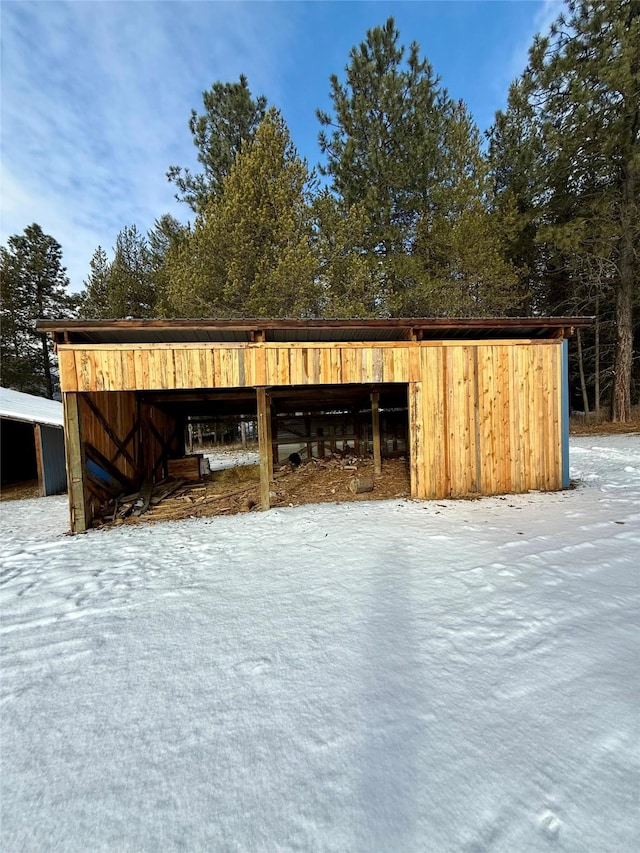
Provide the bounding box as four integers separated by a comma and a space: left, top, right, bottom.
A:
0, 479, 41, 502
100, 455, 411, 528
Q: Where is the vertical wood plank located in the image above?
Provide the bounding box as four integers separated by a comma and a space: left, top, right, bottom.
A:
508, 346, 523, 493
353, 348, 363, 385
330, 347, 342, 385
372, 348, 383, 383
341, 348, 354, 384
278, 348, 290, 386
408, 382, 423, 498
108, 349, 123, 391
472, 347, 482, 494
122, 350, 136, 391
479, 346, 496, 495
311, 349, 321, 383
199, 349, 214, 389
321, 348, 332, 384
409, 345, 421, 383
219, 348, 232, 387
57, 350, 78, 392
394, 348, 408, 383
254, 346, 267, 386
265, 349, 277, 385
383, 348, 395, 383
533, 345, 545, 490
442, 347, 451, 496
211, 349, 220, 387
497, 346, 511, 493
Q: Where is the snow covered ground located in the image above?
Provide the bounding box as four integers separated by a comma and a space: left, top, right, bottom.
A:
1, 435, 638, 852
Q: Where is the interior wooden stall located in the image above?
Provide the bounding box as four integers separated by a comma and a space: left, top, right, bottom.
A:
37, 317, 591, 533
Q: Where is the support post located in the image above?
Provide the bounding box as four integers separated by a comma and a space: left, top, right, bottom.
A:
33, 423, 45, 497
257, 387, 273, 510
371, 391, 382, 475
271, 408, 279, 467
305, 415, 312, 461
64, 392, 90, 533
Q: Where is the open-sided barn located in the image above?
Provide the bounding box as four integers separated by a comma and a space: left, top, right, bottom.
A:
37, 317, 590, 533
0, 386, 67, 497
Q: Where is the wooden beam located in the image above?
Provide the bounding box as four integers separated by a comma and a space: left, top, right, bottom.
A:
64, 392, 90, 533
371, 391, 382, 475
257, 387, 273, 510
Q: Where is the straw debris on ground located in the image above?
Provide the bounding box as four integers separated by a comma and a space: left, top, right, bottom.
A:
94, 454, 410, 527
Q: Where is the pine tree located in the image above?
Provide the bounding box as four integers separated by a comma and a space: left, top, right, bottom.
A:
166, 109, 319, 318
81, 247, 111, 319
413, 103, 523, 316
317, 17, 520, 317
318, 19, 450, 265
167, 75, 268, 212
312, 192, 382, 317
0, 224, 76, 398
107, 225, 156, 318
146, 215, 187, 316
491, 0, 639, 421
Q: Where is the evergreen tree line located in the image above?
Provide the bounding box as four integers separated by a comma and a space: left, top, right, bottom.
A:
1, 4, 637, 417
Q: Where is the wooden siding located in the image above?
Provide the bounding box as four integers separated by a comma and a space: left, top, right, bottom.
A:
57, 340, 557, 394
58, 340, 564, 511
70, 391, 179, 519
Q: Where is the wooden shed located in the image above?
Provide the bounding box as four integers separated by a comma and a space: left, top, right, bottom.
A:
37, 317, 589, 533
0, 386, 67, 497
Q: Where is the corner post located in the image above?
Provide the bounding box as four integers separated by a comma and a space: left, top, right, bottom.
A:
63, 392, 89, 533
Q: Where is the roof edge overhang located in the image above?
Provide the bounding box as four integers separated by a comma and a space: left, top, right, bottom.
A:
37, 317, 594, 346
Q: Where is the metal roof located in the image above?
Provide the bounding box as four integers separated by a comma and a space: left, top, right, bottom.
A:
0, 387, 64, 428
37, 317, 593, 346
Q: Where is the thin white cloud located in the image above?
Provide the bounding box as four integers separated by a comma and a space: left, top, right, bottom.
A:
0, 1, 294, 291
506, 0, 563, 84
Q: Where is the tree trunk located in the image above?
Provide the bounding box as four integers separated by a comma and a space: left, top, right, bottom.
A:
576, 328, 590, 415
594, 298, 600, 415
611, 164, 636, 422
40, 332, 54, 399
611, 273, 633, 422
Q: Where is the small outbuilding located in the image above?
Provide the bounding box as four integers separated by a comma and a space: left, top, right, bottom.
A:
0, 386, 67, 497
38, 317, 590, 533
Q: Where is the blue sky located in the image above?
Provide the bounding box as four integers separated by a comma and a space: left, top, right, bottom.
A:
1, 0, 560, 293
